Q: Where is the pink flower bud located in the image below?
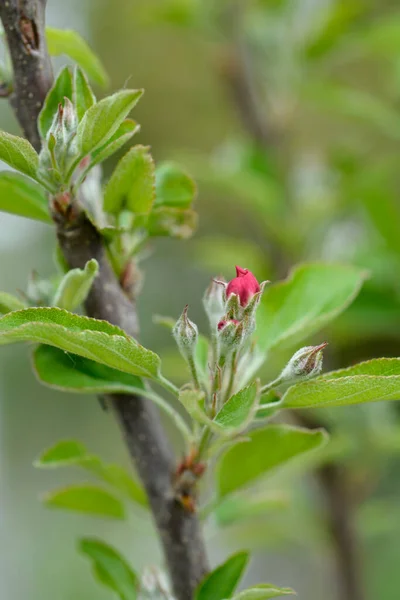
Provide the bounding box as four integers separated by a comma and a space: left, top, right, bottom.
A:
226, 266, 261, 307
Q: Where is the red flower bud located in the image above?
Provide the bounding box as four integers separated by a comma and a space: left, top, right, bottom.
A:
226, 266, 261, 307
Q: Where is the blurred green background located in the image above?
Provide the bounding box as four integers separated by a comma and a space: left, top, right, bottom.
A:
2, 0, 400, 598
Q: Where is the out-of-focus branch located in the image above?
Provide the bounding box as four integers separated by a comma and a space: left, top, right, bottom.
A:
296, 412, 365, 600
0, 2, 208, 598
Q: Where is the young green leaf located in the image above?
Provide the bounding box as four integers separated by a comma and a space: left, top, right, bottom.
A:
33, 344, 147, 396
38, 66, 74, 139
74, 66, 96, 121
217, 425, 327, 498
104, 145, 155, 215
0, 292, 26, 314
0, 131, 39, 179
46, 27, 109, 86
155, 161, 196, 208
147, 207, 197, 238
233, 584, 296, 600
0, 172, 50, 223
282, 358, 400, 409
52, 258, 99, 310
178, 387, 216, 429
0, 307, 161, 379
214, 381, 260, 433
91, 119, 140, 167
80, 538, 138, 600
195, 551, 249, 600
256, 263, 367, 353
35, 437, 148, 507
43, 484, 125, 519
76, 90, 143, 156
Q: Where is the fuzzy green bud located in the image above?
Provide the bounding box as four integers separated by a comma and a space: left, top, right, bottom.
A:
203, 278, 225, 328
173, 305, 198, 361
280, 343, 327, 383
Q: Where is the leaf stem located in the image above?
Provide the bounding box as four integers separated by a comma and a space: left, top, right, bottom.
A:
142, 385, 193, 446
158, 374, 180, 397
260, 375, 284, 395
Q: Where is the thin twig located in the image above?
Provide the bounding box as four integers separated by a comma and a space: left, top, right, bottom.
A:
0, 2, 208, 598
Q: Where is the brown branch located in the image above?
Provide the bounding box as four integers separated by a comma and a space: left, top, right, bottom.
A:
0, 2, 208, 598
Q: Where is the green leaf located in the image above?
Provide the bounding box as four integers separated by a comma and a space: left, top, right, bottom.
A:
38, 66, 74, 139
155, 161, 196, 208
217, 425, 327, 498
195, 552, 249, 600
46, 27, 109, 86
104, 145, 155, 215
282, 358, 400, 409
233, 584, 296, 600
178, 387, 215, 429
0, 307, 161, 379
53, 259, 99, 310
80, 538, 138, 600
35, 438, 147, 507
43, 484, 125, 519
74, 66, 96, 121
214, 382, 260, 433
0, 131, 38, 179
0, 292, 26, 314
91, 119, 140, 167
257, 263, 367, 353
0, 172, 50, 222
147, 207, 197, 238
76, 90, 143, 156
33, 344, 147, 396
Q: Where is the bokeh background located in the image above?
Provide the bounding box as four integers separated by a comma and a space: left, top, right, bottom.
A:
2, 1, 400, 599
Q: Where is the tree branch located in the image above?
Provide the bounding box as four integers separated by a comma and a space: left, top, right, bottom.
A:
0, 2, 208, 598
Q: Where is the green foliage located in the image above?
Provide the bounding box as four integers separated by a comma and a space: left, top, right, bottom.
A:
90, 119, 140, 168
74, 67, 96, 121
155, 161, 196, 208
257, 264, 367, 352
80, 538, 138, 600
43, 484, 125, 519
217, 425, 327, 498
52, 258, 99, 310
213, 491, 288, 527
0, 131, 39, 179
0, 172, 50, 223
38, 66, 74, 139
76, 89, 143, 156
195, 552, 249, 600
35, 438, 147, 506
104, 145, 155, 215
0, 292, 25, 314
33, 345, 146, 397
282, 358, 400, 409
214, 382, 260, 433
46, 27, 109, 86
0, 307, 161, 379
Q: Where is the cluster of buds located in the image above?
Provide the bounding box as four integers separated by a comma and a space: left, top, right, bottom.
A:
214, 266, 268, 358
38, 98, 79, 188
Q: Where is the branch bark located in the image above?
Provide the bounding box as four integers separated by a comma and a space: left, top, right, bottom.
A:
0, 2, 208, 598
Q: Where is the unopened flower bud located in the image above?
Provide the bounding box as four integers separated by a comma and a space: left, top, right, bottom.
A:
203, 278, 225, 328
218, 318, 244, 355
172, 305, 198, 361
226, 266, 261, 307
280, 343, 328, 382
